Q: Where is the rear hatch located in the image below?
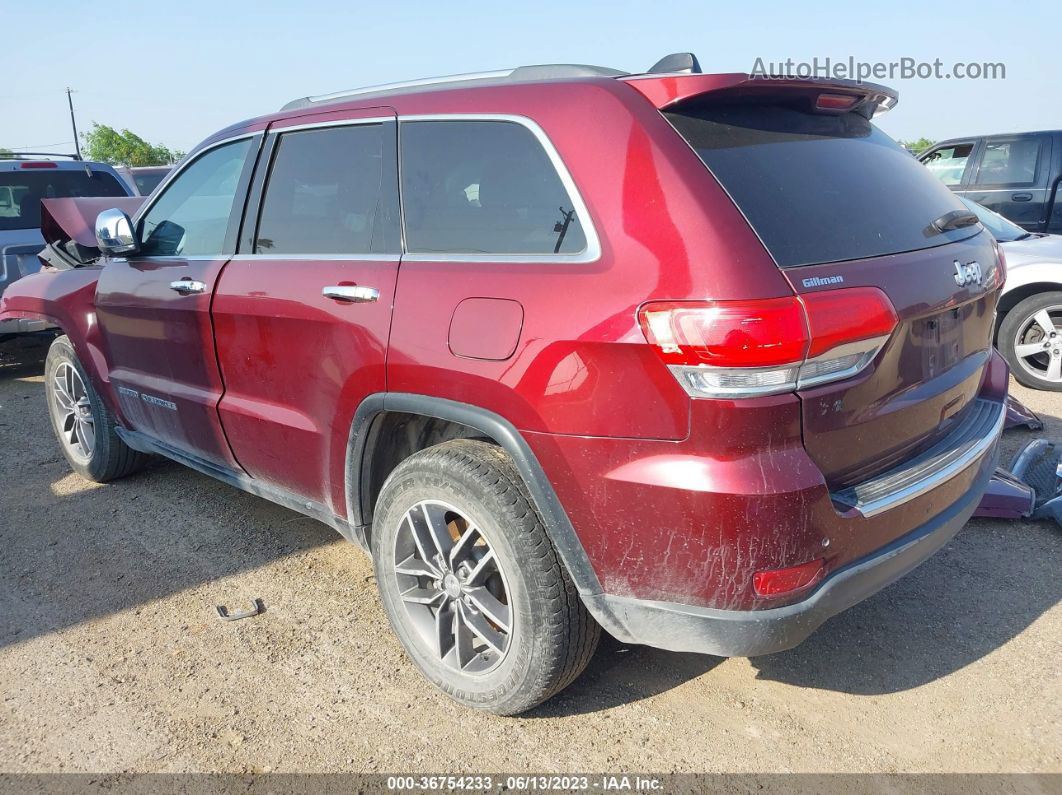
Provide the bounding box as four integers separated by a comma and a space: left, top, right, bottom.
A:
664, 91, 1001, 487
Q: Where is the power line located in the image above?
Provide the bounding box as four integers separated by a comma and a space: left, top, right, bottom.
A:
9, 141, 74, 151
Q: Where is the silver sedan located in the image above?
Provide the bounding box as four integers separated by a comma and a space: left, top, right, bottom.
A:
961, 196, 1062, 390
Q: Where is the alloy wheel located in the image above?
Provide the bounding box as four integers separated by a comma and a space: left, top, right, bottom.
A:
392, 500, 513, 675
1013, 306, 1062, 383
50, 362, 96, 461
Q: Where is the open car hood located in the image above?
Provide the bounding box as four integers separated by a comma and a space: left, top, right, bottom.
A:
38, 196, 145, 268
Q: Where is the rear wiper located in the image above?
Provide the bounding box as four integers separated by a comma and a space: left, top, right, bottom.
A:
926, 209, 981, 235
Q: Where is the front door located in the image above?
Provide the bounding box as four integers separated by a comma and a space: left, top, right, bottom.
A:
212, 109, 400, 516
94, 135, 260, 468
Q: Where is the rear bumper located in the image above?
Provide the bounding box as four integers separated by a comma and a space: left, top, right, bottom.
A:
584, 436, 997, 657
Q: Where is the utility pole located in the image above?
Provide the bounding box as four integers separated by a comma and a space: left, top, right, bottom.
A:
66, 87, 82, 159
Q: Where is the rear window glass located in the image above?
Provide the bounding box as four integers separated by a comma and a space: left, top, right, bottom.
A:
0, 169, 127, 231
400, 120, 587, 256
665, 104, 978, 268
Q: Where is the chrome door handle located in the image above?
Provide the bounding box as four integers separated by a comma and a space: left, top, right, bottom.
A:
170, 279, 206, 294
322, 285, 379, 303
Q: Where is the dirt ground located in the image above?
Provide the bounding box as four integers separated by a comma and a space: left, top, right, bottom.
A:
0, 336, 1059, 775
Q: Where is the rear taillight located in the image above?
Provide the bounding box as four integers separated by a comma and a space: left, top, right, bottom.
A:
20, 161, 58, 169
990, 242, 1007, 289
639, 287, 897, 398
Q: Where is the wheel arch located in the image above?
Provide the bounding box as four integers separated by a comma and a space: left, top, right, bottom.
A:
996, 281, 1062, 333
345, 393, 603, 597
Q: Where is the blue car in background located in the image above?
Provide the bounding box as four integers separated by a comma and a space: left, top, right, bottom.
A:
0, 154, 131, 338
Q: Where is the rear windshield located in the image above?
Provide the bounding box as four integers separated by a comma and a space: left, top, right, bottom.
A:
0, 169, 127, 231
665, 104, 978, 268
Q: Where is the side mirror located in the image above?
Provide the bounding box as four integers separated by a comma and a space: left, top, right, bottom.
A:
95, 208, 138, 256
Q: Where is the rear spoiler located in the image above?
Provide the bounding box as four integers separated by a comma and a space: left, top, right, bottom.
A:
38, 196, 145, 269
622, 73, 898, 118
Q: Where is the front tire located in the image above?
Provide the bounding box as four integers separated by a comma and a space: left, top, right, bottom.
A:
45, 335, 149, 482
999, 292, 1062, 391
371, 439, 599, 715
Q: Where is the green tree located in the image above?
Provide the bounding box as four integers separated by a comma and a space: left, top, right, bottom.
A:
80, 123, 184, 166
0, 148, 13, 158
898, 137, 936, 154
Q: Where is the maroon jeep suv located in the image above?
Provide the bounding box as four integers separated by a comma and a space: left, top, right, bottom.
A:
1, 54, 1007, 714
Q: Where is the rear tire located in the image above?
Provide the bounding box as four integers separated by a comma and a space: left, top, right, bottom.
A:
999, 292, 1062, 391
45, 335, 149, 482
371, 439, 599, 715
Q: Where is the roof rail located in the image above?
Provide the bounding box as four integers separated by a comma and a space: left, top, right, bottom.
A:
0, 151, 82, 161
280, 63, 629, 111
279, 53, 703, 112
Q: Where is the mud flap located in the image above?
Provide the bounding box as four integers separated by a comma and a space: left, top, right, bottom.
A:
975, 439, 1062, 526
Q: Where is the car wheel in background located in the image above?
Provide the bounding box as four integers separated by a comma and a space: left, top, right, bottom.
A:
45, 335, 150, 481
999, 292, 1062, 391
371, 439, 600, 715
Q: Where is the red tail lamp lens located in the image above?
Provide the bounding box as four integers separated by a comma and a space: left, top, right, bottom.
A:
20, 161, 58, 169
753, 559, 826, 597
638, 297, 810, 368
800, 287, 898, 358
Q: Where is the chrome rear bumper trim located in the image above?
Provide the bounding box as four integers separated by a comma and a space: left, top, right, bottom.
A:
833, 398, 1005, 517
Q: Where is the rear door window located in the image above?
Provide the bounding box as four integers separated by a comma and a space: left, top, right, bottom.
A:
399, 120, 587, 256
254, 123, 393, 255
665, 104, 978, 268
972, 137, 1044, 187
921, 142, 976, 187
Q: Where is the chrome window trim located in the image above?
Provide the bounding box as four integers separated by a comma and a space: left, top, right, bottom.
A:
228, 254, 400, 262
133, 114, 601, 265
961, 187, 1047, 194
132, 132, 262, 228
269, 116, 393, 134
108, 255, 227, 263
397, 113, 601, 264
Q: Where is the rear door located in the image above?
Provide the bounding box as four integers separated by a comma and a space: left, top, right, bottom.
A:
212, 108, 400, 513
94, 135, 260, 468
965, 133, 1054, 231
666, 101, 1001, 487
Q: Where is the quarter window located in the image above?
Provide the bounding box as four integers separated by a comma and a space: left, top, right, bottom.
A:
255, 124, 388, 255
139, 138, 252, 257
974, 138, 1043, 187
400, 120, 587, 256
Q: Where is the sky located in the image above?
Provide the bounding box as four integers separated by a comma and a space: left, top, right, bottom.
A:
4, 0, 1058, 156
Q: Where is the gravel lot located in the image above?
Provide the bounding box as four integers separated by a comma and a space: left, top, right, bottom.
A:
0, 336, 1059, 775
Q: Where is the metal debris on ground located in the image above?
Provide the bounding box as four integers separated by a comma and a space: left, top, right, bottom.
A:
216, 599, 266, 621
